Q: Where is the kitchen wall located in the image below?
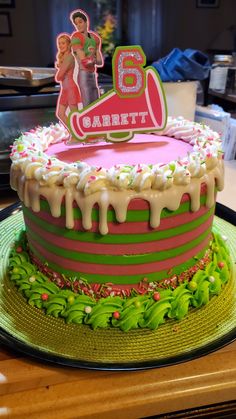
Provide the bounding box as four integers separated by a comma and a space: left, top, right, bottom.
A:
161, 0, 236, 59
0, 0, 52, 66
0, 0, 236, 67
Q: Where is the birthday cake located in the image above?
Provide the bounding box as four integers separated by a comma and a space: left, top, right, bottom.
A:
8, 116, 232, 331
6, 15, 233, 332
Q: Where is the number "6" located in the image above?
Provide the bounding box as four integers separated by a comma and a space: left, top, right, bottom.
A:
113, 46, 146, 98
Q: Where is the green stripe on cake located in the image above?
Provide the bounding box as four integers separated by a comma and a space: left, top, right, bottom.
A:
27, 227, 211, 265
23, 206, 214, 244
38, 194, 207, 222
28, 243, 209, 284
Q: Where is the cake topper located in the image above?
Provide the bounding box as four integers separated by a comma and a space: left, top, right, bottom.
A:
55, 9, 103, 141
55, 33, 81, 130
55, 9, 167, 143
70, 9, 104, 108
69, 45, 167, 142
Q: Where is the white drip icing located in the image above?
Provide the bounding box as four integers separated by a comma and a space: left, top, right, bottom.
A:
11, 160, 224, 235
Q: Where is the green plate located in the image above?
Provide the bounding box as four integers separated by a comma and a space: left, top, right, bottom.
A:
0, 204, 235, 370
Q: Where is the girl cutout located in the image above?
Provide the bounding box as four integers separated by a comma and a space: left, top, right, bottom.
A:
55, 33, 81, 129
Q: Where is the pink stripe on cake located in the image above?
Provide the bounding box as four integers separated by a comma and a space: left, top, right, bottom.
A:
25, 215, 213, 255
31, 205, 210, 234
27, 234, 211, 277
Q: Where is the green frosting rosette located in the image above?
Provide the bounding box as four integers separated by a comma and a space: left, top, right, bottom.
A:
62, 294, 95, 324
139, 291, 173, 330
7, 230, 232, 332
85, 296, 123, 329
168, 286, 192, 320
112, 295, 150, 331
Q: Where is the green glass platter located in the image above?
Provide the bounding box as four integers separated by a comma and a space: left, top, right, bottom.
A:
0, 202, 235, 370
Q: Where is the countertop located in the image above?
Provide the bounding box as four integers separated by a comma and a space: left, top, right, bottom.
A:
0, 342, 236, 418
0, 160, 236, 418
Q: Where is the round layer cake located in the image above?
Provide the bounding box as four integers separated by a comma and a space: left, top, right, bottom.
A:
9, 117, 232, 331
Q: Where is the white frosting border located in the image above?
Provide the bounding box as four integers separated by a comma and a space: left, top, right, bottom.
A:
10, 117, 224, 234
10, 117, 223, 194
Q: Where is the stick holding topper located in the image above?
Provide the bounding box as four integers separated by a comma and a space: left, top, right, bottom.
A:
55, 9, 167, 143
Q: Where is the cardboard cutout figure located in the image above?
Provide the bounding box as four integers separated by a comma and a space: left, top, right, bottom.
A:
70, 9, 104, 108
55, 33, 81, 129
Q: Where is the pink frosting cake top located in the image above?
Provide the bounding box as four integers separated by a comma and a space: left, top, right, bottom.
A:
47, 134, 193, 167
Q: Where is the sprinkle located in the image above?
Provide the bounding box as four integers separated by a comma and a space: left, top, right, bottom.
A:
67, 295, 75, 304
56, 279, 63, 287
16, 246, 22, 253
19, 152, 28, 158
41, 293, 49, 301
172, 325, 181, 333
113, 311, 120, 319
218, 262, 225, 269
188, 281, 197, 291
92, 283, 101, 293
138, 288, 147, 295
209, 276, 215, 283
17, 144, 24, 152
84, 306, 92, 314
153, 292, 160, 301
29, 276, 36, 283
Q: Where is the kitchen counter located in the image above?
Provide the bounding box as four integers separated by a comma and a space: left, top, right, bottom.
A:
0, 341, 236, 418
0, 160, 235, 418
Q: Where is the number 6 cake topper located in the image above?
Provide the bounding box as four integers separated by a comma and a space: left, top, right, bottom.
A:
69, 45, 167, 143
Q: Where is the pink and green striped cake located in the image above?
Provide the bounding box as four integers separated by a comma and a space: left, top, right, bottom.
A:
9, 117, 232, 331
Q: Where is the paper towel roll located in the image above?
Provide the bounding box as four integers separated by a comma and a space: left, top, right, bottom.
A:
163, 81, 197, 121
